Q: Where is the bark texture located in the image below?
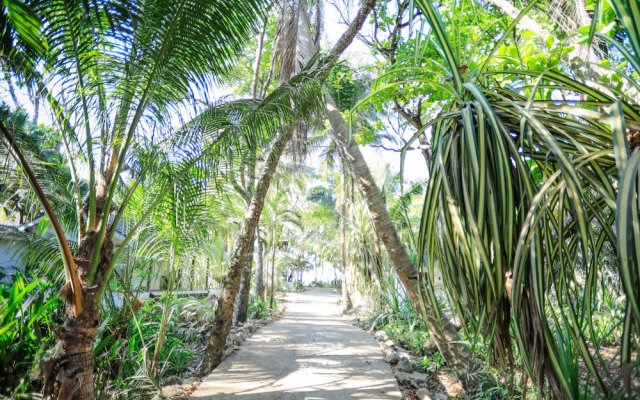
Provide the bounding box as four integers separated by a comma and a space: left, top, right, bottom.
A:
255, 228, 265, 302
326, 90, 484, 385
234, 240, 254, 324
340, 165, 352, 313
42, 238, 108, 399
42, 285, 98, 400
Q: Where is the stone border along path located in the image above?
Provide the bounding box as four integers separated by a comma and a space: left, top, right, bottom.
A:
190, 287, 402, 399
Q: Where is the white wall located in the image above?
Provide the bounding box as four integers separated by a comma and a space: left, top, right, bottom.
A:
0, 239, 26, 282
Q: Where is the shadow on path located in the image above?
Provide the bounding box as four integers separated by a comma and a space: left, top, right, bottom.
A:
190, 287, 401, 400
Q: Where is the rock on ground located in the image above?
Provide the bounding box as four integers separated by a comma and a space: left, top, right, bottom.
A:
160, 385, 185, 399
397, 358, 413, 373
395, 371, 429, 388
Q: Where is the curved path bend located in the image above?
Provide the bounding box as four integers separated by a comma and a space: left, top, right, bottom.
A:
191, 287, 401, 400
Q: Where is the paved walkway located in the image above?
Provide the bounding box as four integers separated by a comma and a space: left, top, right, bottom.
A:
191, 287, 401, 399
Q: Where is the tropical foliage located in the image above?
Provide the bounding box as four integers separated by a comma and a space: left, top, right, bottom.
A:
1, 0, 639, 398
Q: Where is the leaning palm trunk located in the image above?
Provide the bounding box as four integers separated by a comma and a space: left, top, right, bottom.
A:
200, 0, 377, 374
234, 241, 255, 324
255, 227, 265, 301
325, 90, 484, 386
340, 162, 352, 312
202, 125, 295, 372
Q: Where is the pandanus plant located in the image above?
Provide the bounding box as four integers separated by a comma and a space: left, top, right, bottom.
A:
408, 0, 640, 396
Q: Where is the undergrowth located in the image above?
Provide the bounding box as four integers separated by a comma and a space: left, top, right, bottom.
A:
94, 294, 214, 398
0, 274, 60, 398
1, 276, 278, 399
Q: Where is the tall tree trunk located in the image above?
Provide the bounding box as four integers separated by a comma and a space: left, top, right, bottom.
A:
32, 94, 40, 124
205, 257, 210, 291
251, 22, 267, 99
325, 89, 484, 386
340, 162, 352, 312
255, 227, 265, 302
41, 287, 99, 400
269, 227, 277, 308
201, 126, 294, 373
41, 234, 115, 400
232, 28, 264, 319
190, 257, 196, 291
234, 237, 254, 324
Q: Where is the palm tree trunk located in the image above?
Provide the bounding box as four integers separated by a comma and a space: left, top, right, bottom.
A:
234, 237, 254, 324
2, 60, 21, 110
1, 120, 94, 399
269, 227, 276, 308
41, 234, 113, 400
41, 291, 99, 400
32, 94, 40, 124
340, 163, 352, 312
252, 22, 267, 99
255, 227, 265, 301
190, 257, 196, 291
201, 126, 294, 373
205, 257, 210, 291
325, 89, 484, 386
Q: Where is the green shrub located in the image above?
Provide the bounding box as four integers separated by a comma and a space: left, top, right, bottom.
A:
248, 297, 269, 319
368, 297, 431, 356
380, 320, 430, 356
0, 275, 60, 397
94, 295, 211, 397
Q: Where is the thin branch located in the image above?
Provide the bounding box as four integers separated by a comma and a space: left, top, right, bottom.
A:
252, 21, 268, 99
370, 143, 418, 152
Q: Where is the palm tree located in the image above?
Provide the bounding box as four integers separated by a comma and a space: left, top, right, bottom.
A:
321, 47, 488, 390
200, 0, 377, 373
0, 1, 279, 398
255, 0, 484, 384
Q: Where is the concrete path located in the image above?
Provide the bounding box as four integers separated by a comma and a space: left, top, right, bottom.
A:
191, 287, 401, 400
